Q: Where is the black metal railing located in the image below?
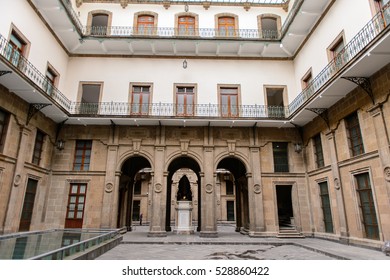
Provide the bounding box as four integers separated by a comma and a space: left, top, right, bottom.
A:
288, 3, 390, 115
83, 25, 280, 40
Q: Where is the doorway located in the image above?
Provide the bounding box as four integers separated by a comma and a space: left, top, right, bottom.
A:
19, 178, 38, 231
276, 185, 294, 229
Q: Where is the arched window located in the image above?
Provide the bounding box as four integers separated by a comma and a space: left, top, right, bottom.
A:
136, 15, 155, 35
258, 14, 281, 39
178, 16, 195, 36
218, 16, 235, 37
87, 11, 112, 35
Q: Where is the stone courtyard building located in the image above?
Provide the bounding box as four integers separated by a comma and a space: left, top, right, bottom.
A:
0, 0, 390, 249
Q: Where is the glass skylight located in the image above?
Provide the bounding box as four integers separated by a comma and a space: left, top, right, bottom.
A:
143, 0, 287, 4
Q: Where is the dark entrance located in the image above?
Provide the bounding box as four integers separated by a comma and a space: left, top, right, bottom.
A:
276, 185, 294, 229
117, 156, 151, 230
166, 156, 201, 232
217, 157, 249, 233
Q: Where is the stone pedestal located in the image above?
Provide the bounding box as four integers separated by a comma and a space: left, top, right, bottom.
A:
173, 201, 194, 234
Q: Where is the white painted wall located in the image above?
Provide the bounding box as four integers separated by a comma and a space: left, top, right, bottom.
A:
292, 0, 373, 93
65, 57, 296, 105
0, 0, 69, 94
74, 2, 289, 29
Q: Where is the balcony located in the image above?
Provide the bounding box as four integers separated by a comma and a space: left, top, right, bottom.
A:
0, 4, 389, 127
29, 0, 333, 57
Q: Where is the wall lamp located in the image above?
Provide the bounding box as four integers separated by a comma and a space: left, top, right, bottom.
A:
56, 139, 65, 150
294, 143, 303, 153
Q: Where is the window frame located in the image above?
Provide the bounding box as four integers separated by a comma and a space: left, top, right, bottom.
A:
257, 14, 281, 39
313, 133, 325, 168
301, 68, 313, 90
272, 142, 289, 172
73, 140, 92, 171
345, 112, 365, 157
87, 10, 112, 35
218, 84, 241, 118
264, 85, 288, 118
215, 13, 238, 37
134, 12, 158, 36
77, 82, 103, 114
65, 183, 88, 228
175, 13, 199, 36
0, 108, 10, 153
32, 129, 45, 166
7, 24, 31, 67
174, 83, 197, 116
129, 83, 153, 115
45, 62, 60, 96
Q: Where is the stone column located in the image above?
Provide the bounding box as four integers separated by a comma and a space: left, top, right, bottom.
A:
148, 145, 167, 237
200, 146, 217, 237
325, 130, 349, 242
3, 125, 30, 233
248, 147, 266, 236
368, 104, 390, 240
100, 144, 119, 228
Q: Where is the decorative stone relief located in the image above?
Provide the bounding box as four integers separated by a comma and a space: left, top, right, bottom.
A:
254, 184, 262, 194
205, 184, 213, 193
120, 0, 128, 8
105, 182, 114, 193
384, 166, 390, 182
227, 140, 236, 155
76, 0, 83, 8
155, 183, 163, 193
132, 139, 141, 154
13, 174, 22, 187
217, 200, 220, 205
334, 178, 340, 190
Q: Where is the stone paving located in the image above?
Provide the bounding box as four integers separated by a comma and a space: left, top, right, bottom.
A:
96, 225, 390, 260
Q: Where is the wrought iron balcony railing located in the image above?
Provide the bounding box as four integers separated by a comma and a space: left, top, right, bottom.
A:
69, 102, 288, 119
83, 26, 280, 40
0, 4, 389, 121
0, 36, 72, 111
288, 3, 390, 114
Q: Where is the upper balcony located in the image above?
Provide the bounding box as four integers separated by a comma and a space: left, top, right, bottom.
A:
1, 2, 390, 128
29, 0, 333, 58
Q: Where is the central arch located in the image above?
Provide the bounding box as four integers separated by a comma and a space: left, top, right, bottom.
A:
166, 156, 202, 232
216, 156, 250, 233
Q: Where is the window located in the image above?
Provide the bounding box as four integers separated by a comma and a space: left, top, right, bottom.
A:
65, 183, 87, 228
273, 142, 289, 172
79, 83, 102, 114
220, 86, 239, 117
225, 180, 234, 195
134, 180, 142, 195
318, 181, 333, 233
226, 201, 235, 221
345, 112, 364, 156
45, 64, 59, 96
313, 134, 324, 168
327, 32, 346, 68
258, 14, 281, 39
355, 173, 379, 240
19, 178, 38, 231
136, 15, 155, 35
176, 86, 195, 116
301, 68, 313, 90
73, 140, 92, 171
87, 11, 112, 36
0, 109, 9, 153
217, 16, 236, 37
130, 85, 151, 115
8, 28, 29, 68
32, 130, 44, 165
265, 86, 286, 118
178, 16, 196, 36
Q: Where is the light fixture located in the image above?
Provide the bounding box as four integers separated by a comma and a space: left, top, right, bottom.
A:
56, 139, 65, 150
294, 143, 303, 153
183, 59, 188, 69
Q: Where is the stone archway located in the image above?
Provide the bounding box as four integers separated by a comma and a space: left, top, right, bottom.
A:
216, 157, 250, 233
166, 156, 202, 232
117, 156, 151, 231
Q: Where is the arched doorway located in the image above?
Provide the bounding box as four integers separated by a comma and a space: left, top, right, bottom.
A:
166, 156, 202, 232
117, 156, 151, 231
216, 157, 250, 233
